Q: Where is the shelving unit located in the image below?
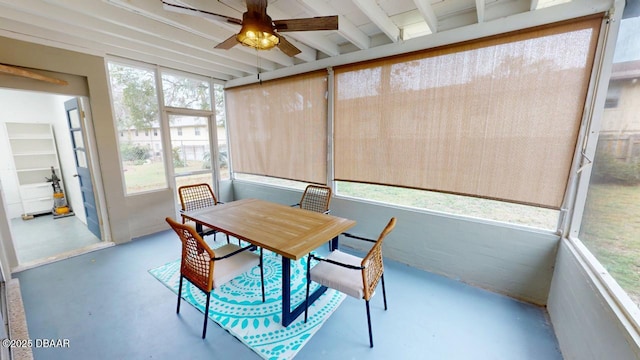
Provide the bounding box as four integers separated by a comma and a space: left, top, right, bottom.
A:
5, 122, 62, 217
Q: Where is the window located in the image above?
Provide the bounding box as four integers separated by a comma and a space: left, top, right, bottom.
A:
153, 128, 158, 136
226, 72, 328, 184
108, 61, 167, 194
579, 14, 640, 308
177, 128, 182, 136
161, 72, 211, 110
169, 114, 215, 189
144, 129, 149, 136
195, 127, 201, 136
334, 18, 600, 211
214, 84, 230, 181
331, 17, 600, 229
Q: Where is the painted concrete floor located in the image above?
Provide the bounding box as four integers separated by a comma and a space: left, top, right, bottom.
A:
10, 215, 101, 264
14, 230, 563, 360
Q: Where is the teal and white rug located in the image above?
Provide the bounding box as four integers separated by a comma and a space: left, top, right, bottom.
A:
149, 246, 345, 360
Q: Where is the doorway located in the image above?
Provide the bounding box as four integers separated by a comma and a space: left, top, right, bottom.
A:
0, 88, 106, 268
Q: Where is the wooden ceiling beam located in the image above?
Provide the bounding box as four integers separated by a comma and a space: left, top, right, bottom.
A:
0, 64, 68, 85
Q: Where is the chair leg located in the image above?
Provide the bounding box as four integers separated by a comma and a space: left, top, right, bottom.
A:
304, 254, 312, 323
260, 248, 265, 303
177, 275, 183, 313
202, 291, 211, 339
381, 273, 388, 310
366, 300, 373, 348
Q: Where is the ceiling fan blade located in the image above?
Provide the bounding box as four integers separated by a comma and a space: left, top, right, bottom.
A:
274, 16, 339, 32
276, 35, 301, 57
246, 0, 267, 14
161, 1, 242, 25
215, 34, 239, 50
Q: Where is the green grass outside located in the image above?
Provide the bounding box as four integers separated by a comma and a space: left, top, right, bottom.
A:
580, 183, 640, 305
123, 160, 229, 194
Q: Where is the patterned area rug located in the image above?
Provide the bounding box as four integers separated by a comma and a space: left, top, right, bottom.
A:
149, 247, 345, 360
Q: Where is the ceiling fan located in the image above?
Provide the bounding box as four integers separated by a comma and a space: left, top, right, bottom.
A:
161, 0, 338, 57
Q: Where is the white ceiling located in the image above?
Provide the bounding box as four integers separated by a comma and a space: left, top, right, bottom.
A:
0, 0, 616, 87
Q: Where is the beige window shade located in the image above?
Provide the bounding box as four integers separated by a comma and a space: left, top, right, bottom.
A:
226, 72, 328, 184
334, 17, 602, 209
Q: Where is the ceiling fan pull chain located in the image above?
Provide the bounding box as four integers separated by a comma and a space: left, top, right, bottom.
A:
256, 50, 263, 85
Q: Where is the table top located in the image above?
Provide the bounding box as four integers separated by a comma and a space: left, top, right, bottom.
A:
183, 198, 356, 260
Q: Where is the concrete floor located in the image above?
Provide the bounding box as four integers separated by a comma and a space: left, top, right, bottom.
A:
10, 214, 101, 264
14, 230, 563, 360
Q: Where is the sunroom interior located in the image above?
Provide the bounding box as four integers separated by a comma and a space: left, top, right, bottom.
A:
0, 0, 639, 359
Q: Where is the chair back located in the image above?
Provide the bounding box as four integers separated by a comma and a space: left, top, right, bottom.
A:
299, 185, 332, 213
361, 217, 396, 301
179, 183, 218, 220
166, 217, 215, 292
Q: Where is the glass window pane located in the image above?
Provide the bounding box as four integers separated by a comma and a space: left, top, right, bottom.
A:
162, 72, 211, 110
579, 15, 640, 307
168, 115, 211, 176
76, 150, 87, 168
214, 84, 229, 181
108, 61, 167, 194
72, 130, 84, 149
68, 108, 81, 129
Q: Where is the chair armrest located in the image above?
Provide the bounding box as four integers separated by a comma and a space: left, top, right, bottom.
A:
212, 244, 255, 261
342, 232, 376, 243
309, 253, 365, 270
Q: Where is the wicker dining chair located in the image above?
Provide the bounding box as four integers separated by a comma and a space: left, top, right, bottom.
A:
178, 183, 230, 244
304, 217, 396, 348
166, 217, 265, 339
292, 184, 332, 214
292, 184, 333, 249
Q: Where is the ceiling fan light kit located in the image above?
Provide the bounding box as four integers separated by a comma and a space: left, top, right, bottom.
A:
237, 12, 279, 50
161, 0, 338, 57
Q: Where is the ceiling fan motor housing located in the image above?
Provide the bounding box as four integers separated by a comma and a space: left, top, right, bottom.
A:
237, 11, 279, 50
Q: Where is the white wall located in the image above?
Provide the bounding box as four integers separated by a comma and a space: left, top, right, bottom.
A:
0, 88, 84, 224
548, 240, 640, 359
232, 180, 559, 305
0, 178, 16, 281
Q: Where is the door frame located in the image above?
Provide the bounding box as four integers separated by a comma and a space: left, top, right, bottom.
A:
0, 89, 111, 273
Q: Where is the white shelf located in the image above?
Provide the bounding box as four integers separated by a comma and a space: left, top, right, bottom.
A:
5, 122, 62, 216
8, 134, 55, 140
12, 151, 57, 156
16, 166, 60, 173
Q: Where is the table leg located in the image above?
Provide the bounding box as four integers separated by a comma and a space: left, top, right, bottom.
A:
281, 256, 327, 327
330, 235, 339, 251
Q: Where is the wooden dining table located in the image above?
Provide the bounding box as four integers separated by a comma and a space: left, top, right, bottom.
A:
182, 198, 356, 327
